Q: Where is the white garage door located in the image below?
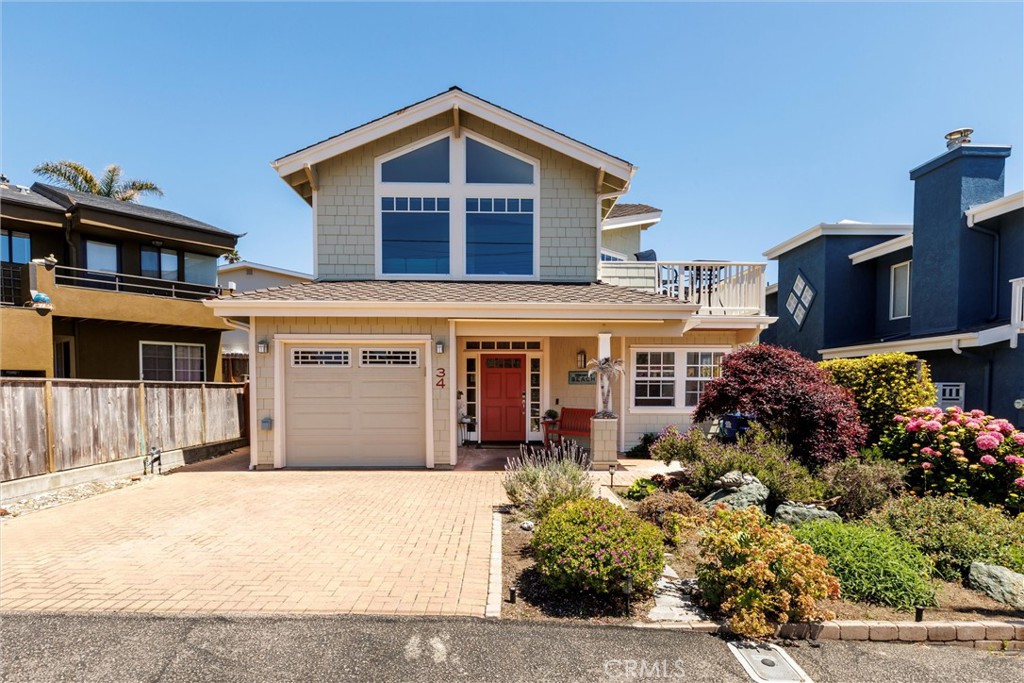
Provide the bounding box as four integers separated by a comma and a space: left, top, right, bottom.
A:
285, 346, 426, 467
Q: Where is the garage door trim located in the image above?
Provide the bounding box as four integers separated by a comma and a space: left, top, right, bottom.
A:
273, 334, 434, 469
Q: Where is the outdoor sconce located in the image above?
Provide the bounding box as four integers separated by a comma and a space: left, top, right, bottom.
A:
576, 349, 587, 370
435, 339, 445, 354
256, 339, 269, 354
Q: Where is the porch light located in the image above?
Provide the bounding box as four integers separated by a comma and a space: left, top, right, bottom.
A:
257, 339, 269, 354
435, 339, 445, 354
576, 350, 587, 370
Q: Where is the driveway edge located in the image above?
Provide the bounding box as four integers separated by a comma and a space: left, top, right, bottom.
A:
485, 511, 502, 618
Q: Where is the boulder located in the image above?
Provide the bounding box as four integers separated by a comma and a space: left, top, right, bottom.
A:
968, 562, 1024, 611
701, 476, 769, 512
773, 502, 841, 527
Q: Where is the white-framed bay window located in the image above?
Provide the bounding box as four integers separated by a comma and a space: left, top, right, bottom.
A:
140, 341, 206, 381
630, 347, 727, 411
374, 129, 540, 279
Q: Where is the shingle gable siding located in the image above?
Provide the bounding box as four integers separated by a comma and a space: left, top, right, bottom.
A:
313, 111, 598, 282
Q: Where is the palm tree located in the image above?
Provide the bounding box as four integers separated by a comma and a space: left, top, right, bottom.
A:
587, 356, 625, 417
33, 161, 163, 203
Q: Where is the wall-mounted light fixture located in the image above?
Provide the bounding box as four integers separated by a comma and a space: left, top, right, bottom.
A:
436, 339, 445, 354
576, 350, 587, 370
256, 339, 269, 354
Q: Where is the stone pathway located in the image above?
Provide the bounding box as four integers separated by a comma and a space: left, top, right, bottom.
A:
648, 564, 708, 623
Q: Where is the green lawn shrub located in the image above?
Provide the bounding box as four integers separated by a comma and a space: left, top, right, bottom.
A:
819, 457, 906, 519
624, 478, 659, 501
793, 520, 936, 609
503, 444, 592, 520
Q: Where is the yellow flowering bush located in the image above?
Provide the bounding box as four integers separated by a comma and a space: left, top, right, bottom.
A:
820, 353, 936, 445
697, 506, 839, 638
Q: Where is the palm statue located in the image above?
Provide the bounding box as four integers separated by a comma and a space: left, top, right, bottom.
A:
587, 356, 625, 418
33, 161, 163, 203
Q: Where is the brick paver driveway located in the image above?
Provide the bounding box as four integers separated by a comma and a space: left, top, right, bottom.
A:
1, 452, 505, 616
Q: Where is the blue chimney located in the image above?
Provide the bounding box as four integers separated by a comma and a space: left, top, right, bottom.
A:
908, 130, 1011, 335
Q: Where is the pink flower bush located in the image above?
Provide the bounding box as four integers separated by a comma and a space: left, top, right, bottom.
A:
881, 406, 1024, 508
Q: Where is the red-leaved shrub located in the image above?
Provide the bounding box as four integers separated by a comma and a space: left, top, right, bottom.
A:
693, 345, 866, 468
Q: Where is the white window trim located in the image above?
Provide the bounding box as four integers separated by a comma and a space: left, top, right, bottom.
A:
935, 382, 965, 410
138, 341, 206, 382
628, 345, 730, 414
890, 260, 911, 320
374, 128, 541, 281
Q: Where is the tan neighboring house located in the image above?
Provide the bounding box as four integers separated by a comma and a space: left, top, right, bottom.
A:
206, 87, 774, 470
217, 260, 312, 381
1, 181, 239, 380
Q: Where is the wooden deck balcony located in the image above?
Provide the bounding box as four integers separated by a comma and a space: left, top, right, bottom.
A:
599, 260, 767, 315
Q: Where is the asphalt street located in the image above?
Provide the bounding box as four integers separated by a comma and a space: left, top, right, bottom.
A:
1, 613, 1021, 683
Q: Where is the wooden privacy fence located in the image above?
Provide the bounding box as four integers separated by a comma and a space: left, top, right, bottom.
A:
1, 379, 247, 482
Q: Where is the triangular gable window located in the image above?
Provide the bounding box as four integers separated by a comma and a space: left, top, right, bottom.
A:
381, 137, 450, 183
466, 138, 533, 184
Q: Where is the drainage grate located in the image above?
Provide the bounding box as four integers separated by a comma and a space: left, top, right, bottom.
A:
727, 642, 813, 683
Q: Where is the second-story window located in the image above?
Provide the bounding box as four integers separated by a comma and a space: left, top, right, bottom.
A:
141, 247, 179, 280
376, 131, 539, 279
890, 260, 911, 319
1, 230, 31, 264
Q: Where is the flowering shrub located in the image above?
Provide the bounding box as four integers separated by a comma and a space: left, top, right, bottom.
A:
694, 345, 867, 468
531, 498, 664, 595
503, 442, 593, 520
879, 406, 1024, 508
819, 353, 936, 445
697, 506, 839, 638
867, 495, 1024, 581
649, 425, 688, 464
793, 521, 936, 610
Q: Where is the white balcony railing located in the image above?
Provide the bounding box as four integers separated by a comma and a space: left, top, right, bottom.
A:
599, 261, 767, 315
1012, 277, 1024, 334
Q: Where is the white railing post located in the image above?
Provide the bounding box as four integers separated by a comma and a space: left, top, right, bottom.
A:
599, 260, 768, 316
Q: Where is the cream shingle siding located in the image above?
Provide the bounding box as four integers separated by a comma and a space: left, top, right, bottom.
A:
601, 226, 641, 258
313, 111, 598, 282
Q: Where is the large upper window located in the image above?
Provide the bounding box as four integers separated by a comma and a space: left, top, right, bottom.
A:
381, 137, 450, 183
381, 197, 450, 274
183, 252, 217, 285
85, 240, 119, 273
890, 260, 911, 320
376, 132, 539, 278
141, 247, 178, 280
632, 348, 725, 410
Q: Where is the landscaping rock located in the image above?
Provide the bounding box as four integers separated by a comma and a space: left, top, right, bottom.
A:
519, 520, 535, 532
967, 562, 1024, 611
700, 474, 768, 512
773, 502, 841, 527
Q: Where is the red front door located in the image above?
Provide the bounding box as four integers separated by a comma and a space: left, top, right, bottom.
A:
480, 354, 526, 441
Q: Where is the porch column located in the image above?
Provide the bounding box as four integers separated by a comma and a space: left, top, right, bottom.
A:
595, 332, 612, 410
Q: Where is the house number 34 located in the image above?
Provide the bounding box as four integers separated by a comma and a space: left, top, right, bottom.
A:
435, 368, 446, 389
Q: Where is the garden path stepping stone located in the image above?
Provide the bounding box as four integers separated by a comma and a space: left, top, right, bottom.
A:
647, 565, 708, 622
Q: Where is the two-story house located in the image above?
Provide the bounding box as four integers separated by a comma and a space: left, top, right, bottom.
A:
0, 180, 240, 380
762, 130, 1023, 418
208, 87, 774, 470
217, 260, 313, 381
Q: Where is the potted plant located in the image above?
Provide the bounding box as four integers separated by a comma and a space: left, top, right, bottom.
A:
543, 408, 559, 421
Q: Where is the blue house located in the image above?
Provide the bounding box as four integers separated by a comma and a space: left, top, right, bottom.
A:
762, 130, 1024, 419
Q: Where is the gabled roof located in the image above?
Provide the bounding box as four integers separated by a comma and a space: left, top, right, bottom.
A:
32, 183, 240, 238
603, 203, 662, 230
218, 260, 313, 280
272, 87, 635, 193
763, 221, 912, 260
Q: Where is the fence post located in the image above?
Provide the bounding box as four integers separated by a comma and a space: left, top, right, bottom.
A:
138, 382, 147, 456
43, 380, 56, 474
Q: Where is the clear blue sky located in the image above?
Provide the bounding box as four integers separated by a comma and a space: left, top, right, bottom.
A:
3, 2, 1022, 280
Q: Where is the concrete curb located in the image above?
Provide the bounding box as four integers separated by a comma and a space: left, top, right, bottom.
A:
485, 511, 503, 619
775, 619, 1024, 650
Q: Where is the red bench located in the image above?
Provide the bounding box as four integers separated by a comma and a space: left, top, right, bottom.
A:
544, 408, 596, 447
